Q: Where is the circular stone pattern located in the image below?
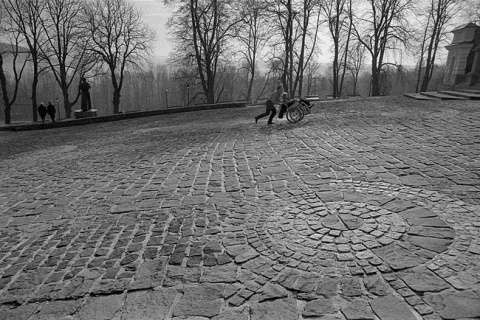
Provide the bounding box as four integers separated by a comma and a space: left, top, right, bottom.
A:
265, 202, 407, 264
247, 188, 456, 275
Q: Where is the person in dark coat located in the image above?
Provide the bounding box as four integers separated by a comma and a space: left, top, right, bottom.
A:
255, 84, 284, 125
38, 103, 47, 124
47, 102, 56, 122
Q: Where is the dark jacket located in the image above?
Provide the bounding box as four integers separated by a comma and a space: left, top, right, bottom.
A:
38, 104, 47, 117
47, 103, 56, 115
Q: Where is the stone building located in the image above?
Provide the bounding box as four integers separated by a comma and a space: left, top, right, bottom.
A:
444, 22, 480, 87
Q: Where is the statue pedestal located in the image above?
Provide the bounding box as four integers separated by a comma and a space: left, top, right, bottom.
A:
74, 109, 97, 119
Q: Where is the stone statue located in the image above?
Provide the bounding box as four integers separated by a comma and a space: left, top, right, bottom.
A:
79, 78, 92, 111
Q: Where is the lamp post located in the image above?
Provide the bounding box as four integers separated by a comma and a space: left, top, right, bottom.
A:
56, 98, 59, 120
369, 75, 373, 97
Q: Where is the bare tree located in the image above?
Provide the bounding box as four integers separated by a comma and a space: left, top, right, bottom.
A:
165, 0, 243, 104
84, 0, 155, 114
322, 0, 353, 98
412, 14, 430, 93
294, 0, 322, 98
304, 59, 320, 95
346, 40, 365, 96
2, 0, 47, 122
265, 0, 295, 93
464, 0, 480, 23
39, 0, 94, 118
353, 0, 413, 96
418, 0, 461, 92
0, 35, 29, 124
236, 0, 270, 103
266, 0, 321, 98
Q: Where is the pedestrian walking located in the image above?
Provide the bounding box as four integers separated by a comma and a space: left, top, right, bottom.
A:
47, 102, 56, 122
38, 103, 47, 124
255, 85, 284, 125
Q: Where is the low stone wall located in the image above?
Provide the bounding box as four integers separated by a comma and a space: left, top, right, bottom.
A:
1, 102, 246, 131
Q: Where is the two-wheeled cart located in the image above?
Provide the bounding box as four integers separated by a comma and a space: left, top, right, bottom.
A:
284, 99, 314, 123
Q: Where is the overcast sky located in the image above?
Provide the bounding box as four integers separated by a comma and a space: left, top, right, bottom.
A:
128, 0, 173, 62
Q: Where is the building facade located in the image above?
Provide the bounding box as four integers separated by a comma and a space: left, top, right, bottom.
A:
444, 22, 480, 87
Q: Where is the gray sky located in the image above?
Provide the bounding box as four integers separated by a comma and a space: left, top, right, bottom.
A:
128, 0, 173, 62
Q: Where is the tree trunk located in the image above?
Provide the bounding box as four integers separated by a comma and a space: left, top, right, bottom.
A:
0, 56, 11, 125
416, 60, 424, 93
207, 73, 215, 104
420, 66, 431, 92
62, 90, 72, 118
420, 39, 435, 92
353, 75, 357, 96
31, 71, 39, 122
332, 12, 339, 99
371, 67, 381, 96
4, 106, 11, 124
420, 24, 440, 92
415, 22, 429, 93
113, 88, 121, 113
246, 63, 255, 103
339, 11, 352, 97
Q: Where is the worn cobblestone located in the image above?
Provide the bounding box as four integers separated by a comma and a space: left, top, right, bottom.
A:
1, 97, 480, 319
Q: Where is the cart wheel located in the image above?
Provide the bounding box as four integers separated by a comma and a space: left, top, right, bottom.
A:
287, 106, 304, 123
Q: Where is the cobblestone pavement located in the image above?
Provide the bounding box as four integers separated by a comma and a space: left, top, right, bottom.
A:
1, 96, 480, 320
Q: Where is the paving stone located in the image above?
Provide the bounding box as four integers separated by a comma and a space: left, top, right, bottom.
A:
250, 297, 297, 320
212, 313, 248, 320
122, 288, 177, 319
406, 218, 450, 228
363, 275, 388, 296
223, 283, 242, 299
216, 253, 232, 265
165, 265, 201, 285
224, 245, 249, 258
173, 284, 224, 318
341, 278, 362, 297
0, 304, 38, 320
234, 250, 260, 264
204, 241, 223, 254
423, 290, 480, 319
74, 294, 124, 320
406, 226, 455, 239
399, 266, 450, 292
382, 199, 416, 213
372, 244, 426, 270
302, 297, 340, 317
370, 294, 417, 320
275, 268, 301, 289
201, 264, 237, 283
92, 278, 130, 295
342, 299, 375, 319
227, 294, 245, 307
129, 258, 167, 290
32, 300, 82, 319
258, 282, 288, 302
315, 278, 339, 297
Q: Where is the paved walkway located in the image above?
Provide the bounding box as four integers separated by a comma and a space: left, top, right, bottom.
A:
0, 96, 479, 320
